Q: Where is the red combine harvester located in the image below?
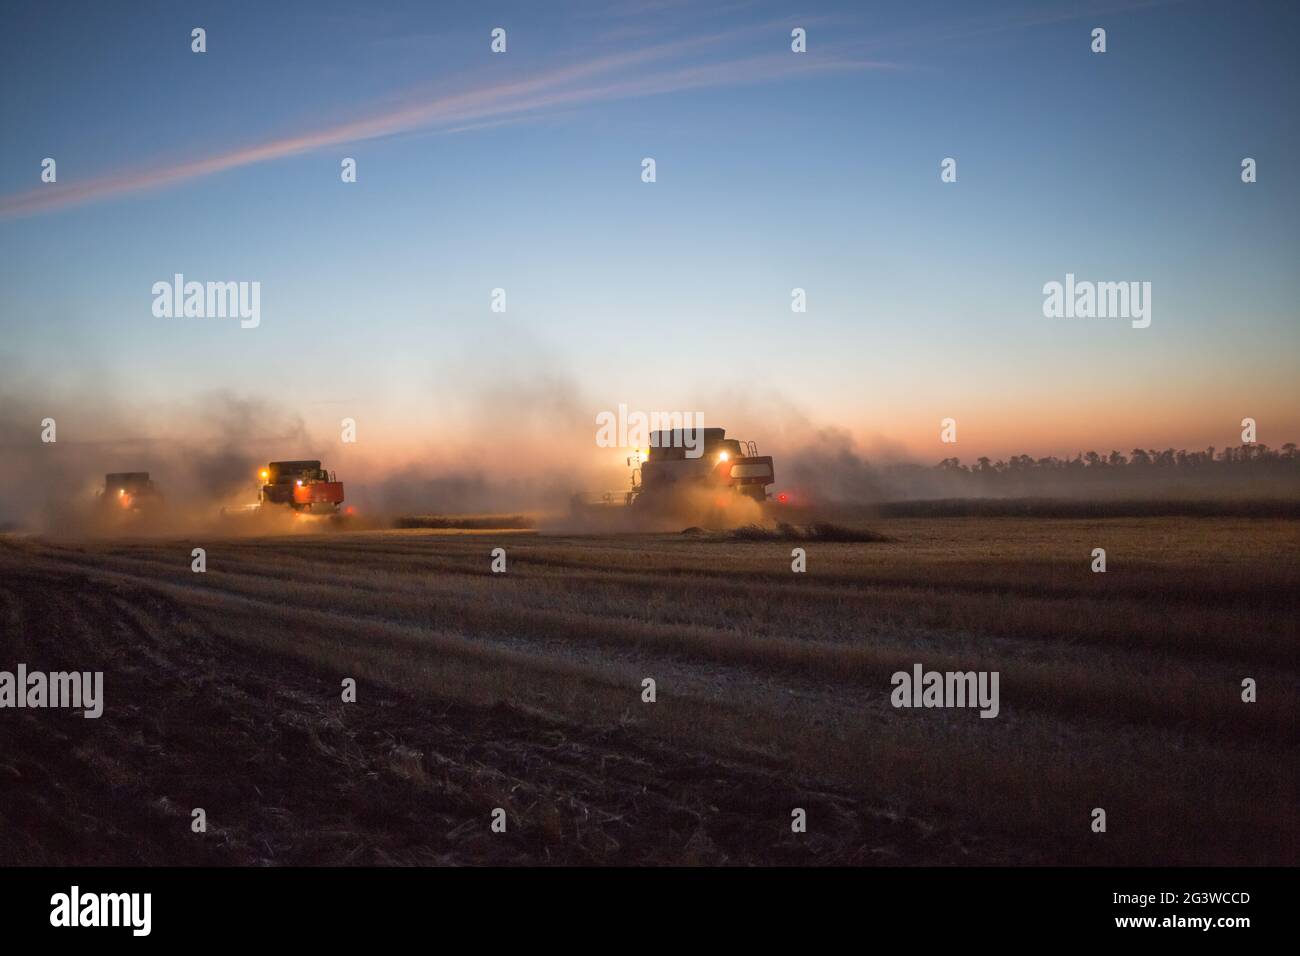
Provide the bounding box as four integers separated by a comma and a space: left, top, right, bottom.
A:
257, 460, 345, 515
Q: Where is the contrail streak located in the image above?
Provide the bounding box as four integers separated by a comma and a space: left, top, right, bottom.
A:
1, 34, 888, 220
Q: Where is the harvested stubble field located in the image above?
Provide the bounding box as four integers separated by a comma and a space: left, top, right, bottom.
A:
1, 516, 1296, 866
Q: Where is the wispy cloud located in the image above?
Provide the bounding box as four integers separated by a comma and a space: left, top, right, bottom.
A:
1, 31, 887, 220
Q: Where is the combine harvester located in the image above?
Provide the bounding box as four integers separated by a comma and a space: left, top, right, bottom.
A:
98, 472, 163, 513
633, 427, 776, 508
223, 460, 349, 525
91, 471, 166, 532
582, 427, 784, 527
256, 460, 346, 515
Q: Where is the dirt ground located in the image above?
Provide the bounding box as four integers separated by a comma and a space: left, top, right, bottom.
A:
1, 517, 1296, 865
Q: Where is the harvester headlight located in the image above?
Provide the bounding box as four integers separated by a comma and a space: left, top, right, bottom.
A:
118, 488, 125, 496
717, 451, 729, 462
296, 479, 303, 486
260, 470, 268, 479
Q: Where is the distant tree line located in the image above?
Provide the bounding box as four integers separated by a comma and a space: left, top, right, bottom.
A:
788, 441, 1300, 503
934, 443, 1298, 475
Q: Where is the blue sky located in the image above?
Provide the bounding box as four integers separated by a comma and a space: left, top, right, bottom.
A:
1, 0, 1297, 463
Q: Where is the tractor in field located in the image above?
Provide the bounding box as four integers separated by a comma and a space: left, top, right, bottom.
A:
256, 460, 345, 515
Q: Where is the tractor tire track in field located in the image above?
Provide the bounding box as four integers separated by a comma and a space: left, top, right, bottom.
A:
0, 541, 997, 866
17, 538, 1296, 745
3, 521, 1295, 866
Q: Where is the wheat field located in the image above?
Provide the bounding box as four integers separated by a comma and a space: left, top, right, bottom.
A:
1, 516, 1295, 865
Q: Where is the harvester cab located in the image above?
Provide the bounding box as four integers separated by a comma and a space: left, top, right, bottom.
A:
100, 472, 162, 511
633, 427, 775, 506
258, 460, 345, 514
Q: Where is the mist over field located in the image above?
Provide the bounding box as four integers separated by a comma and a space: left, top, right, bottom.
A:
5, 358, 1296, 531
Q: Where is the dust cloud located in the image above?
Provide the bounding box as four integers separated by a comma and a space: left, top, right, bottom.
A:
4, 362, 1293, 537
